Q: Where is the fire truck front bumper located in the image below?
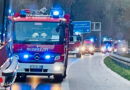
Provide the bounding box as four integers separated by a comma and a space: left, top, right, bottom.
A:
0, 56, 18, 88
17, 62, 65, 76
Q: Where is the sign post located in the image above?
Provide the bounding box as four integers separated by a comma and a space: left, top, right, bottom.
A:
91, 22, 102, 47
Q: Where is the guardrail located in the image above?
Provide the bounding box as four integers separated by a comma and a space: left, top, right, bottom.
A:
110, 53, 130, 67
110, 53, 130, 63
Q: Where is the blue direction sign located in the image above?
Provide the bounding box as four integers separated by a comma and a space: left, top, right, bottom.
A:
72, 21, 91, 34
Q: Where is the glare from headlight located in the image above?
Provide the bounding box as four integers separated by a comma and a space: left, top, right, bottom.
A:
53, 63, 64, 72
101, 47, 106, 52
108, 47, 112, 51
81, 46, 85, 51
76, 48, 80, 51
54, 65, 61, 72
122, 47, 126, 52
114, 49, 117, 52
89, 47, 94, 51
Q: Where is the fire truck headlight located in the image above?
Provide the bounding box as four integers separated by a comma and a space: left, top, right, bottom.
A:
89, 47, 94, 52
53, 63, 64, 72
81, 46, 85, 51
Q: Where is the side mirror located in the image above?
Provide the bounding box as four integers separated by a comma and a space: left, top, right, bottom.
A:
70, 37, 73, 42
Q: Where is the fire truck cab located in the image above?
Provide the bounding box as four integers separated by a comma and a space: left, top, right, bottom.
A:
100, 40, 113, 53
8, 9, 70, 82
81, 40, 95, 55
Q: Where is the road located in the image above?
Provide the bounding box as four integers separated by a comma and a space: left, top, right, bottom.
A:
9, 53, 130, 90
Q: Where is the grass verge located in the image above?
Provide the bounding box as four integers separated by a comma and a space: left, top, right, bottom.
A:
104, 57, 130, 80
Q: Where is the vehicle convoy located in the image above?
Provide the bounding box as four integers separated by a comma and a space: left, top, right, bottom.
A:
8, 9, 71, 81
113, 40, 128, 54
69, 35, 82, 58
0, 0, 18, 89
81, 40, 95, 55
100, 40, 113, 53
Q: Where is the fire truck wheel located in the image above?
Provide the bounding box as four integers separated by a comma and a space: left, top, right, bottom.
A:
63, 69, 67, 78
76, 53, 81, 58
16, 74, 27, 82
54, 75, 64, 82
91, 53, 94, 55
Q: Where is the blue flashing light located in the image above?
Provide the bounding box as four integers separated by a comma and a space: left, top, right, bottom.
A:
53, 11, 60, 16
103, 37, 107, 41
90, 38, 94, 42
45, 55, 51, 60
51, 8, 64, 18
23, 54, 29, 59
9, 9, 12, 14
20, 10, 27, 17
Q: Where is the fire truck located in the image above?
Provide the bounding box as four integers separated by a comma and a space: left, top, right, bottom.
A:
0, 0, 18, 89
8, 8, 71, 82
69, 35, 82, 58
81, 40, 95, 55
100, 40, 113, 53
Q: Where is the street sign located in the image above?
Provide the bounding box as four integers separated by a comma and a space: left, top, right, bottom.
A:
72, 21, 91, 34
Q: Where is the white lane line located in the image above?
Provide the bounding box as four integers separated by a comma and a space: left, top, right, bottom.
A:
61, 57, 81, 90
101, 55, 130, 86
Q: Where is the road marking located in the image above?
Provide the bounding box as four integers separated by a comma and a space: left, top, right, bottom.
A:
61, 57, 81, 90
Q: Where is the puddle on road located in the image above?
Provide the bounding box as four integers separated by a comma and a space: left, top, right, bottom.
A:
10, 76, 61, 90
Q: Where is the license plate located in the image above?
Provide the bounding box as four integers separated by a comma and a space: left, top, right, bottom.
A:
30, 65, 43, 69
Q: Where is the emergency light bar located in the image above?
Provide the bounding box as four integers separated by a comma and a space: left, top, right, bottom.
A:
20, 10, 27, 17
19, 8, 64, 18
50, 8, 64, 18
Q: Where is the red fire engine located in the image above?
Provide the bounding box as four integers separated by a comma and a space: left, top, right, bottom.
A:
8, 9, 71, 82
69, 35, 82, 58
81, 40, 95, 55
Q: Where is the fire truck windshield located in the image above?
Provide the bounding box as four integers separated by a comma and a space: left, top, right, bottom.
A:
13, 22, 65, 44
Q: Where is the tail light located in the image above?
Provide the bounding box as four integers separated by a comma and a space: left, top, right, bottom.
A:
0, 77, 3, 86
